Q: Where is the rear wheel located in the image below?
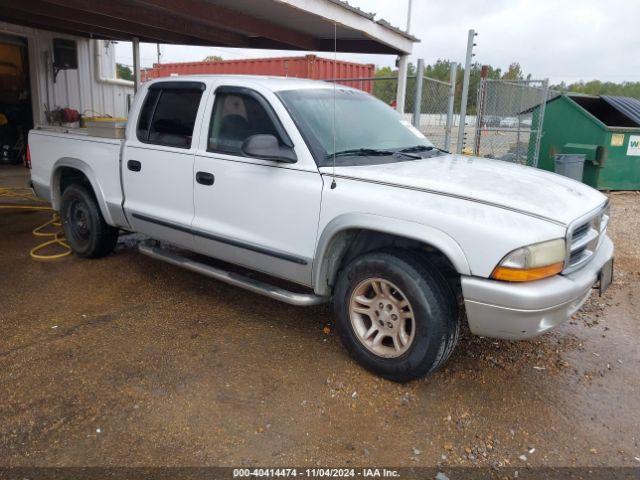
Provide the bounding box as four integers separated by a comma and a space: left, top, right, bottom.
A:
334, 250, 458, 382
60, 184, 118, 258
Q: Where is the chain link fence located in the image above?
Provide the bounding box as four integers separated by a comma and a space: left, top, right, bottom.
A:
326, 73, 566, 165
327, 75, 456, 151
473, 79, 559, 166
406, 76, 455, 150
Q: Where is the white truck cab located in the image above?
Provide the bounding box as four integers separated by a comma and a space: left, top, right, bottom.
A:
29, 76, 614, 381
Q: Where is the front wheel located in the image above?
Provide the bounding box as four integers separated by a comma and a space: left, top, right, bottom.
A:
334, 250, 459, 382
60, 184, 118, 258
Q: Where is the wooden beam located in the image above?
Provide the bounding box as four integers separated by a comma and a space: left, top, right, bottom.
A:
39, 0, 249, 47
136, 0, 320, 51
2, 0, 209, 45
0, 8, 123, 41
317, 39, 398, 55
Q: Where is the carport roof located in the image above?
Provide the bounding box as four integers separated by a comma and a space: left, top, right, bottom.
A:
0, 0, 417, 55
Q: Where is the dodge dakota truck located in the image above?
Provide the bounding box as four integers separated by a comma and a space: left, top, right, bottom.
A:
29, 76, 614, 381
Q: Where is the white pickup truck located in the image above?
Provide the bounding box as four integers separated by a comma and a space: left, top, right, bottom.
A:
29, 75, 614, 381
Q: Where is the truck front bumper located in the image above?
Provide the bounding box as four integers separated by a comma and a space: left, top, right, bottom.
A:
461, 236, 614, 340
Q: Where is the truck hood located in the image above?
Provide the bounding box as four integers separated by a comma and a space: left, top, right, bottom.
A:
320, 154, 607, 225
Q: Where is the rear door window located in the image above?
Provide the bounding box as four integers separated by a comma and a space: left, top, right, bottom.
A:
136, 89, 160, 141
137, 85, 204, 149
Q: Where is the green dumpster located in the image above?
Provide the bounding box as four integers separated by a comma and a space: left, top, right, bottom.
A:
529, 94, 640, 190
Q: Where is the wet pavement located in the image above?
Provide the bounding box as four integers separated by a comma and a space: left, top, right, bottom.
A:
1, 166, 639, 468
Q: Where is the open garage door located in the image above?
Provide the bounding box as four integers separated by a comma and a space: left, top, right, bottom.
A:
0, 34, 31, 165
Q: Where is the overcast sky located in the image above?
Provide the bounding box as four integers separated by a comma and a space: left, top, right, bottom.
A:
115, 0, 640, 84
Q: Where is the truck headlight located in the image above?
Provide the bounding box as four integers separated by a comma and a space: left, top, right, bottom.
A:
491, 239, 565, 282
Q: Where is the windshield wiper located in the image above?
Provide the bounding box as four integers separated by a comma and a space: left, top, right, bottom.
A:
398, 145, 435, 153
327, 148, 421, 160
327, 148, 394, 158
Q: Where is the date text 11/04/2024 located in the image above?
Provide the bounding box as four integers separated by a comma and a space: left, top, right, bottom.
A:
233, 468, 401, 478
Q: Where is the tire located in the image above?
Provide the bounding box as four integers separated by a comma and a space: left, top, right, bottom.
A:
333, 250, 459, 382
60, 183, 118, 258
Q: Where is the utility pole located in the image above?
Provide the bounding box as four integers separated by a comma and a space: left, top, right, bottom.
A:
456, 29, 477, 154
395, 0, 413, 115
156, 43, 161, 65
406, 0, 413, 33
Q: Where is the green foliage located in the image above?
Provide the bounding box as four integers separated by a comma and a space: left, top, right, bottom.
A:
553, 80, 640, 98
116, 63, 133, 81
374, 59, 502, 114
501, 62, 524, 80
203, 55, 224, 62
372, 66, 398, 107
373, 59, 640, 114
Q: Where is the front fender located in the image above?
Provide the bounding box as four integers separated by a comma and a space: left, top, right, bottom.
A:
312, 213, 471, 296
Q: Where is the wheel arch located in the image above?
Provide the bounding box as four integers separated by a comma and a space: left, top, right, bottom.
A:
312, 213, 471, 296
50, 158, 114, 225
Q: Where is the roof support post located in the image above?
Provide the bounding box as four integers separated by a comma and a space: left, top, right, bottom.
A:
132, 36, 141, 92
396, 54, 408, 114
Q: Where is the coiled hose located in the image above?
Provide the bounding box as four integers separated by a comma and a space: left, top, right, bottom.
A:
0, 187, 72, 260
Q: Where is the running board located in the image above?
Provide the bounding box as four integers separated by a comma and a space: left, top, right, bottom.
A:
138, 244, 329, 307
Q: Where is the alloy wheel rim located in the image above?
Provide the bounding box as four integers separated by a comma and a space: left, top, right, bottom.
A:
349, 277, 415, 358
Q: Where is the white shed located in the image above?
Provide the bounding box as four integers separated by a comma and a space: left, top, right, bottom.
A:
1, 21, 133, 125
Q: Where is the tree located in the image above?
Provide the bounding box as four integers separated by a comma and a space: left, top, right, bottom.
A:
502, 62, 524, 80
373, 60, 519, 114
372, 66, 398, 106
552, 80, 640, 98
373, 59, 640, 116
203, 55, 223, 62
116, 63, 133, 81
424, 59, 456, 82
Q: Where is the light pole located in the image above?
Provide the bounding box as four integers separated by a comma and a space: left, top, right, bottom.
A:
406, 0, 413, 32
395, 0, 413, 114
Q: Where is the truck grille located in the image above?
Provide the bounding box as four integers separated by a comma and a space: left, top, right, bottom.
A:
564, 202, 609, 273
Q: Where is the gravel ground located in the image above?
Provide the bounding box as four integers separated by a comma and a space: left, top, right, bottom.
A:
0, 166, 639, 469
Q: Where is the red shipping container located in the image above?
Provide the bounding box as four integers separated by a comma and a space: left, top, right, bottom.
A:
141, 55, 375, 93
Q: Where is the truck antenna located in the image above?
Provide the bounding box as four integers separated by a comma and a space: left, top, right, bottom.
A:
331, 21, 337, 189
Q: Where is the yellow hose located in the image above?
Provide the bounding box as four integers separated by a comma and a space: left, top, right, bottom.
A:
0, 186, 42, 203
29, 212, 72, 260
0, 187, 72, 260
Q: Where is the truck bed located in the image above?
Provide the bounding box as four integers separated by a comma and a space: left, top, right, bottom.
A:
28, 126, 126, 227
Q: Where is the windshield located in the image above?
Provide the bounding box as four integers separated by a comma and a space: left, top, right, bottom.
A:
278, 88, 434, 166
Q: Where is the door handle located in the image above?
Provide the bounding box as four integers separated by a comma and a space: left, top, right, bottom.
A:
196, 171, 215, 186
127, 160, 141, 172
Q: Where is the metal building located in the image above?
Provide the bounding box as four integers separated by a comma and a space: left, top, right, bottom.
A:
0, 21, 133, 165
0, 23, 133, 124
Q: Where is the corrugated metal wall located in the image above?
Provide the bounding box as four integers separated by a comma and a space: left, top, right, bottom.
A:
142, 55, 375, 93
0, 22, 134, 124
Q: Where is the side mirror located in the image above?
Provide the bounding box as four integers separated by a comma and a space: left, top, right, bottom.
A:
241, 134, 297, 163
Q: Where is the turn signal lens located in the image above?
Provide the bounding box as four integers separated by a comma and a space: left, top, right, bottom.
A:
491, 262, 564, 282
491, 239, 566, 282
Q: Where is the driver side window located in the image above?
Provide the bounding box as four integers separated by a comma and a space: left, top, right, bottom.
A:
208, 91, 280, 155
